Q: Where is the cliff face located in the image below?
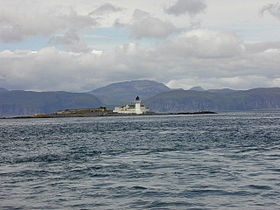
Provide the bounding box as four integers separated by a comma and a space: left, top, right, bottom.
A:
144, 88, 280, 112
0, 91, 103, 116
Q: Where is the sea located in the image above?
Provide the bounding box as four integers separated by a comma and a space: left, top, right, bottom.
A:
0, 111, 280, 209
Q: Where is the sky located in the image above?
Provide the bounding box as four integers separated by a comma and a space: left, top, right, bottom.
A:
0, 0, 280, 92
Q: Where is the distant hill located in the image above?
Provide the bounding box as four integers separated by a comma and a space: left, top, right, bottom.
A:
145, 88, 280, 113
0, 88, 8, 92
1, 81, 280, 116
0, 91, 102, 116
89, 80, 170, 105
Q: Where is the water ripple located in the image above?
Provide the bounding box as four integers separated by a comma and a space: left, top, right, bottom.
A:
1, 111, 280, 209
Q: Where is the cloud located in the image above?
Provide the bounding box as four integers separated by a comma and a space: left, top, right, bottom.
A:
0, 1, 98, 43
1, 0, 280, 93
117, 9, 177, 39
260, 2, 280, 20
245, 41, 280, 53
132, 9, 150, 19
1, 29, 280, 92
161, 29, 245, 58
0, 45, 153, 91
89, 3, 123, 16
166, 75, 280, 90
165, 0, 207, 16
49, 30, 90, 53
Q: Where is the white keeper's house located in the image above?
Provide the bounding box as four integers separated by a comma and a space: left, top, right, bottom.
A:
113, 96, 149, 114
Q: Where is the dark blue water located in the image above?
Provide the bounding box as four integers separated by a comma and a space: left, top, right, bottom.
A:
1, 112, 280, 209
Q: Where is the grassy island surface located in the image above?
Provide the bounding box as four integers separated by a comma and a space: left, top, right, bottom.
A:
2, 108, 217, 119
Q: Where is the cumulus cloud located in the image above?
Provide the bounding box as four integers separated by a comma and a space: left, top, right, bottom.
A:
260, 2, 280, 20
49, 30, 90, 53
165, 0, 207, 16
117, 9, 177, 39
0, 1, 98, 43
166, 75, 280, 90
245, 41, 280, 53
1, 29, 280, 92
132, 9, 150, 19
161, 29, 245, 58
0, 45, 154, 91
89, 3, 123, 16
1, 0, 280, 92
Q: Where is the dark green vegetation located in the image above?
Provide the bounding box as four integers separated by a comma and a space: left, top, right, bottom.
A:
17, 107, 114, 118
54, 107, 112, 115
0, 90, 102, 116
145, 88, 280, 113
89, 80, 170, 105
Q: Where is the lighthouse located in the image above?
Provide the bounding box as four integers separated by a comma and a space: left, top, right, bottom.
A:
113, 96, 149, 114
135, 96, 142, 114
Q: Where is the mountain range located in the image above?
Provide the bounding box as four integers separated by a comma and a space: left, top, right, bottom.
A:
0, 80, 280, 116
0, 91, 102, 116
144, 88, 280, 112
89, 80, 170, 106
0, 88, 8, 92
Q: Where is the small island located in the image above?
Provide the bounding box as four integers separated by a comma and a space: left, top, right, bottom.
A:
10, 110, 216, 119
4, 96, 217, 119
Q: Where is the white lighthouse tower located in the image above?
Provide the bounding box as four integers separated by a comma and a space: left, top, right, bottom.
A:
135, 96, 142, 114
113, 96, 149, 114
